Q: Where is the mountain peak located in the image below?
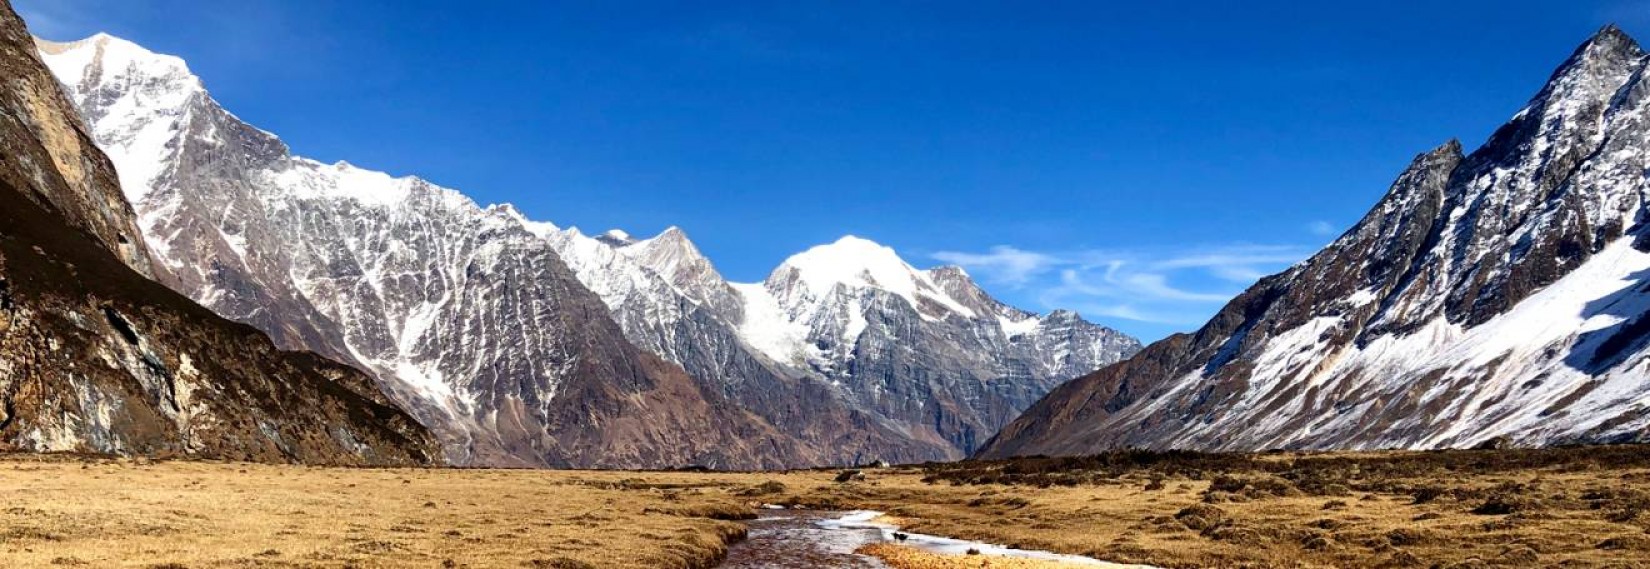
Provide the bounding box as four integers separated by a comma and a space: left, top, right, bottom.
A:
615, 225, 737, 308
768, 235, 989, 320
625, 226, 705, 261
36, 31, 194, 80
1432, 138, 1464, 158
33, 32, 115, 54
791, 235, 906, 267
1590, 23, 1633, 47
777, 235, 917, 295
1577, 23, 1642, 61
651, 225, 688, 242
1539, 23, 1645, 95
36, 31, 204, 204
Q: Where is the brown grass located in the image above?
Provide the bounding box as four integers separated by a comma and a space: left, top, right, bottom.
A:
0, 454, 748, 568
4, 446, 1650, 568
822, 446, 1650, 568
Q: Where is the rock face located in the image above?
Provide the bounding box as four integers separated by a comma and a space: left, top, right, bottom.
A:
550, 231, 1142, 461
40, 30, 1139, 466
979, 26, 1650, 459
0, 2, 438, 465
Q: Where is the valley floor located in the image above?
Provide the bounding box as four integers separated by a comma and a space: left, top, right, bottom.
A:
2, 446, 1648, 568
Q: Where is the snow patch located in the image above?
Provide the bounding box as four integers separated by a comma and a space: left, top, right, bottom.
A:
731, 282, 811, 364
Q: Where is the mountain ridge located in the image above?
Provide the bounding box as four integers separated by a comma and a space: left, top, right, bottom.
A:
978, 25, 1650, 459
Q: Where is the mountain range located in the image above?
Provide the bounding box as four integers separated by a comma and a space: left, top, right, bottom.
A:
37, 32, 1139, 468
29, 13, 1650, 468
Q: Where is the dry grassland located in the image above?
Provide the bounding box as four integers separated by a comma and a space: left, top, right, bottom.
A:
2, 446, 1648, 568
0, 454, 748, 568
824, 447, 1650, 568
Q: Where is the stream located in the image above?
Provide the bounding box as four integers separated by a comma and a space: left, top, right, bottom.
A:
719, 509, 1151, 568
719, 509, 890, 568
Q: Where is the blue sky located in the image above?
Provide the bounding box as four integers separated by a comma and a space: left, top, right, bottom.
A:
17, 1, 1649, 341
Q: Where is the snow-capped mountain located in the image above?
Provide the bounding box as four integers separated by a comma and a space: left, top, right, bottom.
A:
38, 31, 1138, 466
37, 33, 812, 469
0, 6, 436, 465
549, 231, 1141, 459
979, 26, 1650, 459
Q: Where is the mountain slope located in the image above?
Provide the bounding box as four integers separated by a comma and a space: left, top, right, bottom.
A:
979, 26, 1650, 459
37, 33, 812, 469
0, 1, 437, 465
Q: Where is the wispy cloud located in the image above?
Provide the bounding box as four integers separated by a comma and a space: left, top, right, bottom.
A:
1307, 220, 1338, 237
933, 243, 1313, 327
932, 246, 1058, 286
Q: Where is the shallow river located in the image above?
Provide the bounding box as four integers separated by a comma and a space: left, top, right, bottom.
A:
719, 510, 890, 568
719, 509, 1149, 568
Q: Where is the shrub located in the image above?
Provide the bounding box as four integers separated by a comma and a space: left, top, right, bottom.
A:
1411, 486, 1446, 504
737, 480, 787, 496
1471, 494, 1538, 516
1386, 528, 1432, 546
1174, 504, 1229, 532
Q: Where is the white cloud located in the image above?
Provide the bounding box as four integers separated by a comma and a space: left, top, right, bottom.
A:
934, 243, 1313, 326
932, 245, 1058, 286
1307, 220, 1338, 237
